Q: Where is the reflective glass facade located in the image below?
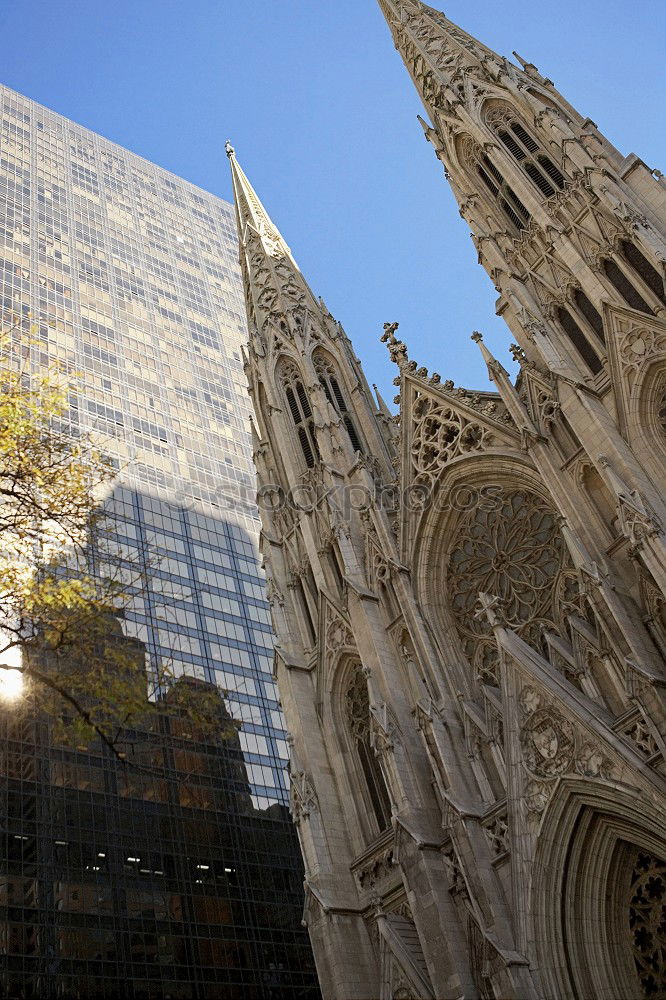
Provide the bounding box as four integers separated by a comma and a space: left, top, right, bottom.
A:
0, 682, 319, 999
0, 85, 318, 996
0, 83, 287, 810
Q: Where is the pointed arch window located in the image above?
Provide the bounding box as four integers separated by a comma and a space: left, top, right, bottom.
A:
573, 289, 606, 344
557, 306, 603, 374
313, 352, 363, 453
620, 240, 666, 306
294, 575, 316, 647
486, 106, 567, 199
602, 258, 653, 315
477, 153, 531, 234
345, 664, 391, 833
458, 134, 531, 235
279, 360, 320, 469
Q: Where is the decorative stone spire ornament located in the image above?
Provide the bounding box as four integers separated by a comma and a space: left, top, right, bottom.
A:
471, 331, 539, 442
380, 321, 411, 371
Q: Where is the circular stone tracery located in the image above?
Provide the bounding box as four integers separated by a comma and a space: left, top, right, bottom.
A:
446, 488, 575, 685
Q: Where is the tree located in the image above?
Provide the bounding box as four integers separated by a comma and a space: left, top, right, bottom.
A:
0, 327, 228, 757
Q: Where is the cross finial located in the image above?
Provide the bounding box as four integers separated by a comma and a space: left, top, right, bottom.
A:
224, 139, 235, 158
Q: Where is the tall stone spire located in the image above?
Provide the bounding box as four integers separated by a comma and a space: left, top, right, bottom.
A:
226, 145, 398, 479
377, 0, 519, 124
225, 139, 296, 265
231, 23, 666, 1000
225, 142, 322, 354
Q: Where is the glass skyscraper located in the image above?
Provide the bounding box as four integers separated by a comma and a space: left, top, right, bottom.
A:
0, 85, 318, 996
0, 82, 287, 809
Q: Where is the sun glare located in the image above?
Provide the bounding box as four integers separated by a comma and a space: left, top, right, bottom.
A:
0, 668, 24, 702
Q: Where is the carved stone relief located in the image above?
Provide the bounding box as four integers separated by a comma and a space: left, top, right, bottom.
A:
410, 393, 496, 491
354, 845, 395, 891
616, 322, 666, 396
446, 488, 578, 685
290, 768, 319, 825
519, 687, 613, 815
627, 850, 666, 998
483, 809, 509, 859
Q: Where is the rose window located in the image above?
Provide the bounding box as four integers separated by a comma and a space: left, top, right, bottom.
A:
447, 488, 577, 685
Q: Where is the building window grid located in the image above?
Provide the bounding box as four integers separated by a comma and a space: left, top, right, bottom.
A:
0, 702, 318, 995
0, 88, 290, 812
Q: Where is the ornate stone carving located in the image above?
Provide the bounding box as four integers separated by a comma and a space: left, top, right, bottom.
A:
370, 702, 399, 757
447, 488, 576, 684
627, 850, 666, 998
615, 317, 666, 396
442, 841, 467, 896
289, 768, 318, 824
483, 810, 509, 859
621, 714, 661, 760
326, 613, 354, 655
410, 393, 497, 490
354, 845, 395, 890
520, 707, 575, 779
524, 779, 551, 815
575, 741, 613, 778
520, 688, 614, 812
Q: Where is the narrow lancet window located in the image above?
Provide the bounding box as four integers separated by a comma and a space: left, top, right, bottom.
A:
574, 289, 606, 344
603, 259, 653, 315
486, 106, 567, 199
345, 664, 391, 832
313, 351, 363, 453
557, 307, 603, 374
620, 241, 666, 305
280, 360, 319, 468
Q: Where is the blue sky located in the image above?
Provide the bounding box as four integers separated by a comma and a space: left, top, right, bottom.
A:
1, 0, 664, 400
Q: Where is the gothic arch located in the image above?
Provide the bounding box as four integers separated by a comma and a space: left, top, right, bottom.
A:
275, 353, 320, 469
414, 457, 581, 691
330, 656, 393, 843
312, 347, 363, 452
531, 777, 666, 1000
629, 359, 666, 490
455, 131, 532, 236
482, 98, 568, 201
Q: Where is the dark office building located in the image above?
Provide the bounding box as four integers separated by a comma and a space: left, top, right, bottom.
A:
0, 82, 320, 1000
0, 677, 319, 999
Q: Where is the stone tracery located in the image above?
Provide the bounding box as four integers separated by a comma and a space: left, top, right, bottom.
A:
410, 393, 495, 490
345, 665, 392, 832
628, 850, 666, 998
446, 488, 577, 683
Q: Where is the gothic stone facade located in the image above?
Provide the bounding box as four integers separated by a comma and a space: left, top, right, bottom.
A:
227, 2, 666, 997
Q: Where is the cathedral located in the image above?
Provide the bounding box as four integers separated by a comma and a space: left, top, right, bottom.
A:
226, 2, 666, 997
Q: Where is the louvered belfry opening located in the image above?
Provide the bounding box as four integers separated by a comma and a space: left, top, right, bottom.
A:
314, 351, 363, 453
280, 360, 320, 468
620, 240, 666, 305
603, 258, 654, 315
573, 289, 606, 344
557, 306, 603, 375
477, 153, 531, 234
486, 105, 567, 200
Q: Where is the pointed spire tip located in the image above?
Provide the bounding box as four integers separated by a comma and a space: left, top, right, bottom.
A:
512, 51, 538, 73
225, 139, 235, 159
